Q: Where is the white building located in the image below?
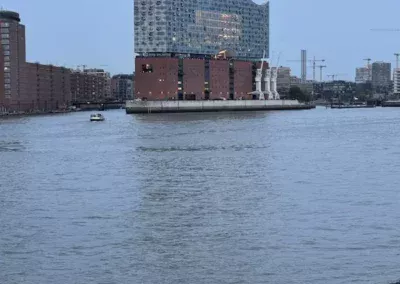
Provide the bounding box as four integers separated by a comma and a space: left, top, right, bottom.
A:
393, 68, 400, 94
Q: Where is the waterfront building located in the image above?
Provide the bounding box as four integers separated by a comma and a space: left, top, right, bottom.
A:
355, 67, 371, 84
0, 11, 25, 112
393, 68, 400, 95
277, 67, 291, 95
134, 0, 270, 100
372, 61, 391, 93
0, 11, 71, 113
111, 74, 134, 100
70, 68, 111, 102
314, 81, 356, 101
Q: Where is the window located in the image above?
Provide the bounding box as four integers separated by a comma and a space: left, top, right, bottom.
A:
4, 62, 10, 67
4, 78, 10, 84
1, 23, 10, 28
3, 50, 10, 55
142, 64, 153, 73
3, 45, 9, 50
1, 28, 8, 34
1, 34, 9, 39
1, 39, 10, 44
4, 83, 11, 89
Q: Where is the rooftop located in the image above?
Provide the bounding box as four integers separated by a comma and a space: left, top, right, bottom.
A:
0, 10, 20, 22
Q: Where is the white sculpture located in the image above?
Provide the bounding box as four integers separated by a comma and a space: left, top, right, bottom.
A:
255, 67, 265, 100
270, 67, 280, 100
263, 69, 273, 100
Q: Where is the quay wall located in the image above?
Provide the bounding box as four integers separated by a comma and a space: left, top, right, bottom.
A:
126, 100, 314, 114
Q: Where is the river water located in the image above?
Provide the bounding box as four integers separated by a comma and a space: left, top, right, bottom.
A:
1, 107, 400, 284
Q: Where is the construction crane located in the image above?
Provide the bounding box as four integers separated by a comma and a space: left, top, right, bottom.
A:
310, 57, 325, 82
287, 57, 325, 81
77, 64, 87, 71
316, 65, 327, 82
370, 28, 400, 32
363, 58, 371, 67
362, 58, 372, 81
327, 74, 347, 81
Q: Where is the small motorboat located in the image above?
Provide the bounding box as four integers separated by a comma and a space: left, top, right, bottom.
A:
90, 113, 105, 122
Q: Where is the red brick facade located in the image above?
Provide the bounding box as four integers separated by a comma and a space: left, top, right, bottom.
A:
183, 58, 205, 100
135, 57, 179, 100
18, 63, 71, 111
234, 61, 253, 98
0, 12, 71, 113
209, 60, 230, 99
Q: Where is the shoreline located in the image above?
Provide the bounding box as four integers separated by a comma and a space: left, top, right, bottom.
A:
126, 100, 315, 114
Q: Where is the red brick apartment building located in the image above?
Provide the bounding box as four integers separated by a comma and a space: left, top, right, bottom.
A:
0, 11, 71, 113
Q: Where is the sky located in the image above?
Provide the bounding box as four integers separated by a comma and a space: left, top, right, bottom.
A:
4, 0, 400, 81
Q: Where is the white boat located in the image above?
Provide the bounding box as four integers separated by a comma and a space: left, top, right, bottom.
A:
90, 113, 105, 122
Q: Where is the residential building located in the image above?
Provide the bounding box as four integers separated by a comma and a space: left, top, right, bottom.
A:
19, 63, 71, 111
134, 0, 269, 100
314, 81, 357, 100
0, 10, 26, 112
70, 69, 111, 102
355, 67, 371, 84
372, 61, 391, 92
111, 74, 134, 100
393, 68, 400, 95
83, 69, 111, 99
0, 10, 71, 113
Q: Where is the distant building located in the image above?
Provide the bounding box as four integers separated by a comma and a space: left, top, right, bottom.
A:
290, 76, 302, 86
393, 68, 400, 95
372, 62, 391, 92
355, 67, 371, 84
20, 63, 71, 111
111, 74, 134, 100
277, 67, 291, 95
301, 50, 307, 83
84, 69, 111, 99
134, 0, 269, 100
70, 69, 111, 102
0, 11, 71, 113
290, 76, 314, 95
0, 11, 26, 112
315, 81, 356, 100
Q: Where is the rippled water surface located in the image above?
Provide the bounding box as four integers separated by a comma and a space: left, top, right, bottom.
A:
1, 108, 400, 284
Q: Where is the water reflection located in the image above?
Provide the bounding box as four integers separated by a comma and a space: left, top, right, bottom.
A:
131, 111, 270, 123
0, 141, 25, 152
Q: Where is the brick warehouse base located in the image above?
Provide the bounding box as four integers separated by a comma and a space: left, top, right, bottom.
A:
135, 57, 261, 101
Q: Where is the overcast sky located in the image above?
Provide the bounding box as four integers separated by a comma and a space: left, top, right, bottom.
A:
4, 0, 400, 81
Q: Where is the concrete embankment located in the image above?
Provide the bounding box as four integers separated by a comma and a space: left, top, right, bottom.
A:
382, 101, 400, 107
126, 100, 315, 114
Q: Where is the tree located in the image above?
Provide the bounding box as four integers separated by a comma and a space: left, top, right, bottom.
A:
288, 86, 311, 102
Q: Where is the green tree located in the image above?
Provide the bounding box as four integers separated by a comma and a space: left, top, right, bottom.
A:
288, 86, 311, 102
